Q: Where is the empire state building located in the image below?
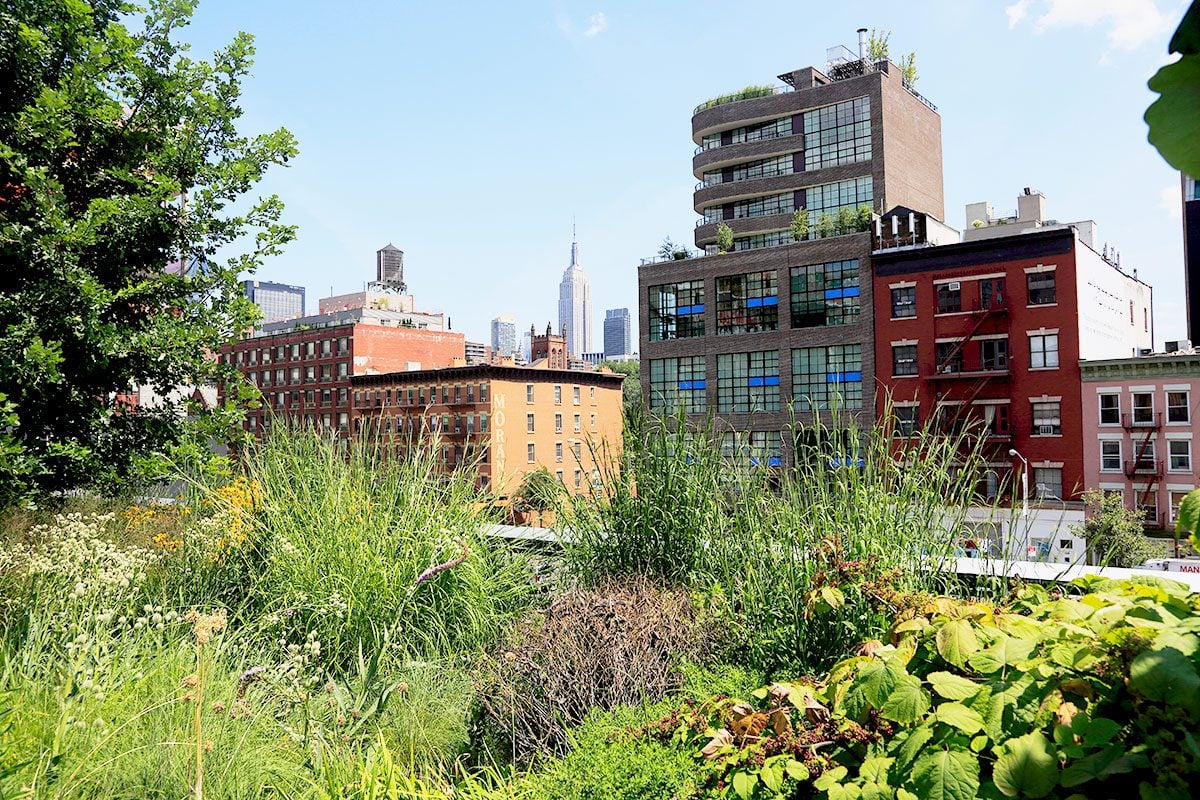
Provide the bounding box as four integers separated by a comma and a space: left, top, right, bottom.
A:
557, 236, 592, 359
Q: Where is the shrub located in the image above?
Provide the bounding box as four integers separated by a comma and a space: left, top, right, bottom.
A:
478, 577, 712, 762
628, 576, 1200, 799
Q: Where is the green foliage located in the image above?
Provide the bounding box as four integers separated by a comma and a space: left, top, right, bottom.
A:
599, 360, 640, 419
695, 86, 777, 112
1146, 2, 1200, 176
866, 29, 891, 62
1073, 489, 1157, 567
657, 236, 692, 261
513, 467, 563, 513
715, 222, 734, 254
789, 208, 809, 241
625, 577, 1200, 799
898, 52, 919, 88
0, 0, 298, 501
1176, 485, 1200, 552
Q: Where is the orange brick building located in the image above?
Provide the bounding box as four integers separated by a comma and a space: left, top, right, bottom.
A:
351, 364, 624, 495
219, 322, 465, 437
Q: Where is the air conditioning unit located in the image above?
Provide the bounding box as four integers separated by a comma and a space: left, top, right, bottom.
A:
1038, 425, 1055, 436
947, 281, 961, 291
1138, 348, 1153, 357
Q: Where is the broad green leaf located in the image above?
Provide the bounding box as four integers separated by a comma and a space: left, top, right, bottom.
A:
993, 732, 1058, 798
827, 783, 863, 800
967, 635, 1037, 674
881, 675, 931, 725
936, 619, 980, 667
1129, 646, 1200, 711
1153, 629, 1199, 657
731, 769, 754, 800
856, 660, 899, 709
910, 749, 980, 800
928, 671, 982, 700
1177, 486, 1200, 541
760, 761, 782, 792
1060, 743, 1146, 787
1168, 0, 1200, 54
860, 757, 895, 784
896, 725, 935, 770
935, 702, 985, 735
896, 791, 918, 800
785, 760, 810, 781
814, 766, 849, 791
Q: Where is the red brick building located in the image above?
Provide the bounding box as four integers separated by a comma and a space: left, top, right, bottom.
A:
219, 321, 465, 437
871, 209, 1152, 502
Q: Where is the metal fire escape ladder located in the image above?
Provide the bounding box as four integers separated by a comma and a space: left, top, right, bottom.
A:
934, 306, 1002, 375
943, 375, 999, 434
1131, 428, 1159, 525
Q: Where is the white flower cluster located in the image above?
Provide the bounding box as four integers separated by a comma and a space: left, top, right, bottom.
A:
7, 513, 156, 603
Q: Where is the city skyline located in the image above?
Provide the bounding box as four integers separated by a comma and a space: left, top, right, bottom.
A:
182, 2, 1192, 346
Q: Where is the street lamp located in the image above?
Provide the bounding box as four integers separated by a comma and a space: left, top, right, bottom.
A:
1008, 448, 1029, 518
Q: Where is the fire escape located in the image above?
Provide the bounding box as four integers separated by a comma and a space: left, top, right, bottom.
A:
1123, 411, 1163, 529
927, 294, 1011, 441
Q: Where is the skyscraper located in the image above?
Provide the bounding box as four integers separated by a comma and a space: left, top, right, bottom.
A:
603, 308, 632, 358
242, 280, 305, 324
491, 315, 517, 358
376, 243, 406, 291
558, 236, 592, 358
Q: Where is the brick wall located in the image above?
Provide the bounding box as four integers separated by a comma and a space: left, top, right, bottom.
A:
351, 325, 464, 375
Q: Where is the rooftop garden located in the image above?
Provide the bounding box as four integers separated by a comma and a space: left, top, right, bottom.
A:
694, 85, 780, 113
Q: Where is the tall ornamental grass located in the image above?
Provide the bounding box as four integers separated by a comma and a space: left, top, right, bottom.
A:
566, 405, 998, 674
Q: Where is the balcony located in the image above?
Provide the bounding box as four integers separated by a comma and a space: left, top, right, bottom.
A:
1124, 459, 1163, 479
1122, 412, 1162, 430
926, 363, 1011, 381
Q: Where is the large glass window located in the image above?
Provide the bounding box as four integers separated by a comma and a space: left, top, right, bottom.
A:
936, 283, 962, 314
1169, 440, 1191, 472
717, 271, 779, 335
789, 260, 860, 328
731, 192, 795, 220
791, 345, 863, 410
980, 339, 1009, 371
891, 286, 915, 318
1029, 334, 1059, 369
648, 357, 707, 414
935, 342, 963, 374
722, 431, 783, 467
803, 176, 874, 229
802, 96, 871, 170
1031, 401, 1061, 435
732, 154, 794, 183
894, 406, 919, 437
1027, 271, 1057, 305
731, 116, 793, 145
731, 230, 795, 252
892, 344, 917, 377
1099, 393, 1120, 425
717, 351, 780, 413
649, 281, 705, 341
1033, 468, 1063, 500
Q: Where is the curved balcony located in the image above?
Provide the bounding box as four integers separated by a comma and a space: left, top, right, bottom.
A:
693, 174, 800, 214
692, 133, 804, 176
692, 90, 805, 143
694, 214, 793, 246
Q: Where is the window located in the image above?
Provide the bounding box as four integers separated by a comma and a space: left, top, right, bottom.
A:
1033, 467, 1063, 500
980, 339, 1008, 371
981, 404, 1009, 437
590, 414, 596, 428
721, 431, 783, 467
1027, 271, 1056, 305
1168, 391, 1190, 423
731, 153, 793, 182
802, 96, 872, 170
589, 387, 595, 400
1029, 333, 1059, 369
574, 470, 582, 489
527, 443, 535, 463
891, 286, 915, 318
717, 271, 779, 335
1100, 440, 1122, 471
337, 362, 348, 379
1137, 491, 1159, 526
1099, 394, 1120, 425
797, 177, 874, 241
1031, 401, 1061, 435
305, 341, 315, 357
526, 413, 535, 433
1169, 440, 1191, 472
480, 383, 488, 402
1133, 440, 1157, 472
555, 413, 563, 433
649, 281, 705, 340
730, 191, 795, 221
555, 470, 564, 482
790, 260, 860, 328
573, 442, 582, 458
321, 339, 331, 356
290, 367, 301, 384
1132, 392, 1154, 425
1171, 489, 1192, 522
936, 283, 961, 314
648, 357, 707, 414
574, 414, 581, 433
791, 345, 862, 410
554, 385, 562, 405
894, 406, 919, 437
892, 344, 917, 377
573, 386, 580, 404
935, 342, 963, 374
730, 115, 792, 145
717, 351, 781, 413
526, 384, 534, 403
555, 442, 563, 463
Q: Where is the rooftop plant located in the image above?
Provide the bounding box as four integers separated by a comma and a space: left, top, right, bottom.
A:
695, 85, 778, 113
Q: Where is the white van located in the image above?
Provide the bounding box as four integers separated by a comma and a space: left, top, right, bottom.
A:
1140, 558, 1200, 574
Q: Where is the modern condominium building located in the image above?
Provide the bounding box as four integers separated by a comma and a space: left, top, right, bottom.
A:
638, 38, 944, 463
241, 280, 305, 325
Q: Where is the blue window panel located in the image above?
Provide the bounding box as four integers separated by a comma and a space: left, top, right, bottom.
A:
678, 380, 706, 391
828, 457, 865, 468
765, 375, 780, 386
842, 287, 860, 298
826, 371, 863, 383
746, 297, 762, 309
748, 376, 781, 388
763, 295, 778, 306
824, 287, 860, 300
676, 303, 705, 315
767, 456, 782, 467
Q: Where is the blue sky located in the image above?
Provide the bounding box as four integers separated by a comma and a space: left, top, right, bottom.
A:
183, 0, 1192, 346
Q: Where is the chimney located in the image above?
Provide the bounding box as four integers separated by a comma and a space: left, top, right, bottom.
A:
857, 28, 868, 60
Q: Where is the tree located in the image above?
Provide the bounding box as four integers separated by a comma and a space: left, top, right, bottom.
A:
601, 360, 641, 419
0, 0, 297, 498
790, 208, 809, 241
1072, 490, 1157, 568
1145, 1, 1200, 176
715, 222, 733, 254
898, 52, 919, 88
866, 29, 890, 62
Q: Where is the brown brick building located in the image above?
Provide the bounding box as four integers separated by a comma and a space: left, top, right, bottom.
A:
219, 321, 465, 437
639, 48, 944, 465
351, 365, 624, 495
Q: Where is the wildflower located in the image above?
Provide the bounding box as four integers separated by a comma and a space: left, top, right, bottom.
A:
236, 666, 265, 699
183, 674, 199, 688
184, 609, 227, 645
211, 701, 226, 714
